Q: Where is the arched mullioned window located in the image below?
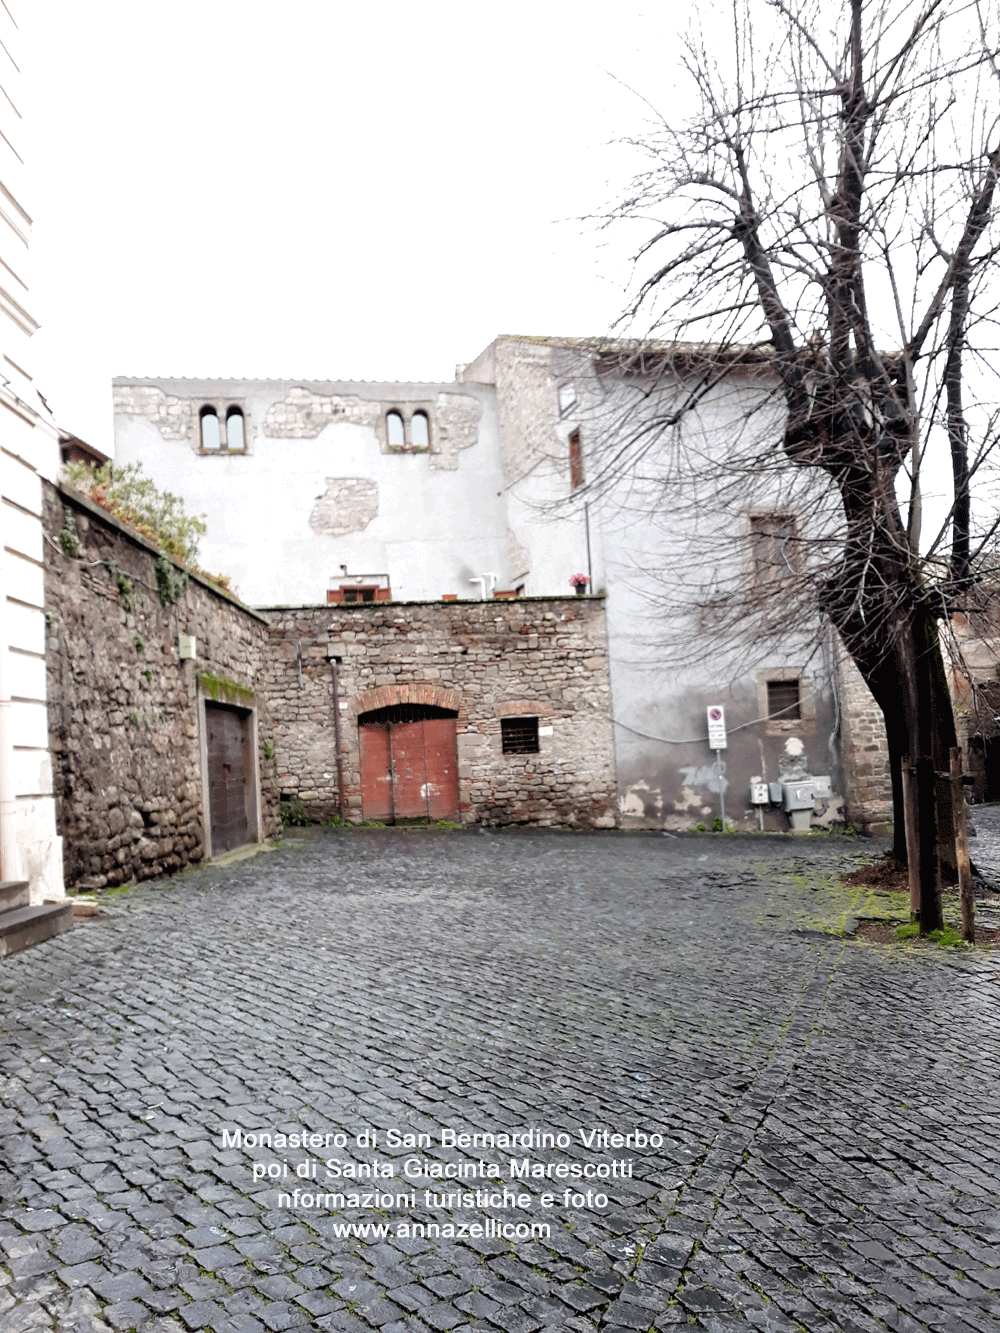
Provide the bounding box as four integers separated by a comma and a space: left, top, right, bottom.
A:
200, 406, 221, 451
386, 411, 405, 448
226, 407, 245, 452
411, 411, 429, 449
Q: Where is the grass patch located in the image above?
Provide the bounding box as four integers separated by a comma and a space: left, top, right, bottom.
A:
895, 921, 968, 946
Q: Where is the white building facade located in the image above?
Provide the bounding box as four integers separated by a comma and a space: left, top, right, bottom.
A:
0, 4, 63, 902
111, 337, 876, 833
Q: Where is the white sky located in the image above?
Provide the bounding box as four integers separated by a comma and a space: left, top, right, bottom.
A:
22, 1, 684, 454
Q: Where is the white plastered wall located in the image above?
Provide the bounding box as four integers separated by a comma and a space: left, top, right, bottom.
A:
0, 4, 64, 901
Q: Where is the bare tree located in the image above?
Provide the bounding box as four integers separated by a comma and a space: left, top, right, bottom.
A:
590, 0, 1000, 931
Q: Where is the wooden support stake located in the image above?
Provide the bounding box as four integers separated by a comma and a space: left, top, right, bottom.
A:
901, 763, 920, 919
950, 746, 976, 944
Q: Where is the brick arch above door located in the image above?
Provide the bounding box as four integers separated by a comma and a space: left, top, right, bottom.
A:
349, 683, 461, 718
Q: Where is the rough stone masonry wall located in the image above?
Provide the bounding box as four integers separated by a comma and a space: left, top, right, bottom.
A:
836, 644, 892, 834
259, 598, 617, 828
43, 482, 280, 892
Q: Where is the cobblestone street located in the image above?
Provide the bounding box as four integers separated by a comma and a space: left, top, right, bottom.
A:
2, 830, 999, 1333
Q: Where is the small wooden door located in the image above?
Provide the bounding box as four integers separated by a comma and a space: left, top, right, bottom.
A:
206, 704, 249, 853
358, 707, 459, 823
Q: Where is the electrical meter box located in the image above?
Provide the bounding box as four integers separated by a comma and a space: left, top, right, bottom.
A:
782, 781, 814, 812
812, 775, 832, 799
750, 782, 769, 805
768, 782, 783, 805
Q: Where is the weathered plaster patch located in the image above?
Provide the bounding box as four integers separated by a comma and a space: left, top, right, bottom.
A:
113, 386, 193, 441
675, 783, 705, 812
430, 393, 482, 469
507, 529, 531, 582
309, 479, 378, 537
778, 736, 809, 781
618, 781, 663, 818
811, 795, 845, 829
265, 388, 381, 438
496, 341, 561, 486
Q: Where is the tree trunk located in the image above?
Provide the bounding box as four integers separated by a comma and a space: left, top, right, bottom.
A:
914, 609, 947, 933
851, 607, 949, 934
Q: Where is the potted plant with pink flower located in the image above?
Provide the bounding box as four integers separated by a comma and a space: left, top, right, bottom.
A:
569, 573, 590, 596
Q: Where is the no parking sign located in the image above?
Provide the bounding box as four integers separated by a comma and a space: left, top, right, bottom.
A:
707, 705, 727, 749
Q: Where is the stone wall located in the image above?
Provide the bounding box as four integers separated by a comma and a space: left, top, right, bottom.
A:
258, 597, 617, 828
836, 645, 892, 833
43, 481, 280, 892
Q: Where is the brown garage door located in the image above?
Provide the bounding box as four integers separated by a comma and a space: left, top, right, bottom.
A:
206, 703, 250, 853
358, 704, 459, 823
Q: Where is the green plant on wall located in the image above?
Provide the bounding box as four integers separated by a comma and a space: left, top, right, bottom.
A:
155, 555, 188, 607
134, 634, 146, 654
199, 672, 255, 705
59, 507, 82, 557
63, 458, 207, 563
280, 798, 310, 827
262, 738, 276, 761
115, 571, 136, 612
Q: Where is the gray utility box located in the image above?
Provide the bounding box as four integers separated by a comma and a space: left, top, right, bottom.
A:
782, 781, 814, 812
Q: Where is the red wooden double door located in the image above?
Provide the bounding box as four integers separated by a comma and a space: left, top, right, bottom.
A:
359, 704, 459, 822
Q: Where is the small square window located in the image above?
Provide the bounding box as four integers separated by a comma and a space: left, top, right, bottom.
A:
766, 679, 801, 720
501, 716, 539, 754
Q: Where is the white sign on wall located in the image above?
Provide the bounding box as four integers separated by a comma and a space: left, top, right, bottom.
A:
706, 705, 727, 749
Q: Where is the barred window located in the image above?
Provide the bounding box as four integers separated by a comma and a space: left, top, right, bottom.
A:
766, 679, 801, 720
501, 716, 539, 755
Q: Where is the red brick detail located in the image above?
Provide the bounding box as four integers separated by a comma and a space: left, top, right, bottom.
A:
327, 589, 345, 603
375, 588, 392, 601
350, 683, 462, 717
494, 699, 553, 718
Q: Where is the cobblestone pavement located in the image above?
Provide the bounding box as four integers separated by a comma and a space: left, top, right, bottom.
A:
2, 830, 1000, 1333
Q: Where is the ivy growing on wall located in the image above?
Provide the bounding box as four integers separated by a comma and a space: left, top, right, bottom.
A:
155, 555, 188, 607
59, 507, 82, 557
198, 673, 255, 704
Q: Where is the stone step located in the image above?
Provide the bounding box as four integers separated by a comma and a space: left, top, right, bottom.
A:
0, 880, 30, 912
0, 902, 74, 960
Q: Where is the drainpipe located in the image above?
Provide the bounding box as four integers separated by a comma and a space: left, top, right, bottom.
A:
584, 502, 592, 590
469, 572, 497, 600
0, 543, 18, 883
329, 656, 346, 825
